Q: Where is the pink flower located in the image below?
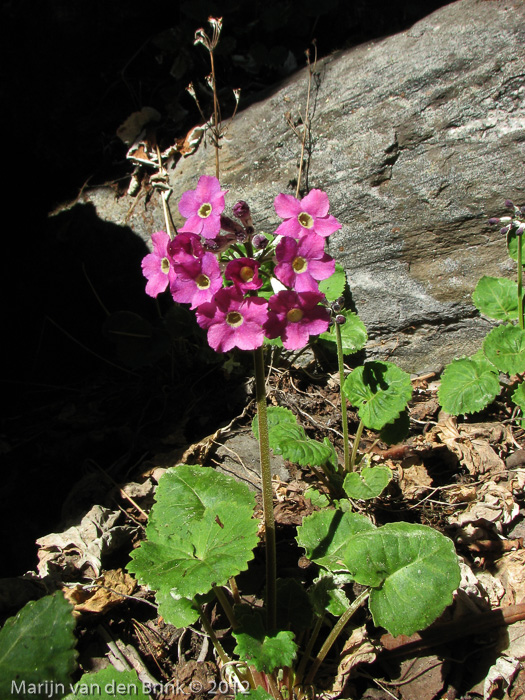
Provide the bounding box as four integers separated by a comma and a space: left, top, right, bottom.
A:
264, 290, 330, 350
225, 258, 263, 293
196, 288, 268, 353
178, 175, 228, 239
274, 234, 335, 292
274, 189, 341, 238
170, 252, 223, 309
141, 231, 177, 297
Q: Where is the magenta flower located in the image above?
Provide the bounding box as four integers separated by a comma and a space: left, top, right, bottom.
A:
196, 288, 268, 353
274, 234, 335, 292
168, 232, 204, 268
225, 258, 263, 293
264, 290, 330, 350
170, 252, 223, 309
141, 231, 177, 297
178, 175, 228, 239
274, 189, 341, 239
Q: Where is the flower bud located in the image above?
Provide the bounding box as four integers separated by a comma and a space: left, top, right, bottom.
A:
335, 314, 346, 325
232, 200, 253, 227
252, 233, 268, 249
505, 199, 514, 208
331, 301, 342, 312
488, 217, 500, 225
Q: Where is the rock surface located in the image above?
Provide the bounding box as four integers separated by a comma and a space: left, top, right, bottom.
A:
76, 0, 525, 373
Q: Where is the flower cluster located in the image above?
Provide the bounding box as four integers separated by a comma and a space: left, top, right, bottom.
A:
141, 175, 341, 352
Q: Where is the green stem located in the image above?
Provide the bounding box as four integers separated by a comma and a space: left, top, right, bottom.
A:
303, 589, 370, 688
196, 599, 230, 666
335, 321, 350, 472
349, 419, 365, 472
253, 346, 277, 631
518, 234, 524, 330
213, 585, 239, 630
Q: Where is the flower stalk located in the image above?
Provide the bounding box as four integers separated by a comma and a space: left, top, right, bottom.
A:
335, 320, 351, 472
253, 346, 277, 631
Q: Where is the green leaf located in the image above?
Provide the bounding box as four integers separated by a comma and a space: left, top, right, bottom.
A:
236, 688, 274, 700
512, 382, 525, 413
318, 263, 346, 301
343, 466, 392, 500
472, 276, 519, 321
507, 229, 525, 263
0, 592, 77, 700
296, 508, 375, 572
127, 465, 258, 603
320, 310, 368, 355
269, 423, 333, 466
343, 361, 413, 430
64, 668, 152, 699
483, 324, 525, 375
309, 573, 351, 617
252, 405, 296, 440
304, 487, 330, 508
343, 523, 461, 637
438, 355, 500, 415
233, 613, 298, 672
155, 589, 201, 629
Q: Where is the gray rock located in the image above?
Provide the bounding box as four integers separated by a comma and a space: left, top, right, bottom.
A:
79, 0, 525, 374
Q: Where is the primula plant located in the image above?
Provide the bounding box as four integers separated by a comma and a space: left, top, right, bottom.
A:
438, 200, 525, 419
128, 172, 461, 698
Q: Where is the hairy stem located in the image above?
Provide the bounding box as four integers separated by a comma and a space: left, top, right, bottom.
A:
253, 346, 277, 631
518, 234, 523, 329
350, 419, 365, 471
303, 589, 370, 687
335, 321, 350, 472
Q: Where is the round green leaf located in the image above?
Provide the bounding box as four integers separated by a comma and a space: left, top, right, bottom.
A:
438, 355, 500, 415
343, 465, 392, 500
483, 324, 525, 375
296, 508, 375, 572
343, 361, 412, 430
320, 310, 368, 355
343, 522, 460, 637
127, 465, 258, 601
472, 276, 519, 321
0, 593, 77, 700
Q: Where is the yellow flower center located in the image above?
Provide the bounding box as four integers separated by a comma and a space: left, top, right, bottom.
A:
286, 308, 304, 323
196, 274, 210, 290
198, 202, 212, 218
161, 257, 171, 274
292, 256, 307, 273
240, 266, 255, 282
226, 311, 244, 328
298, 212, 314, 229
